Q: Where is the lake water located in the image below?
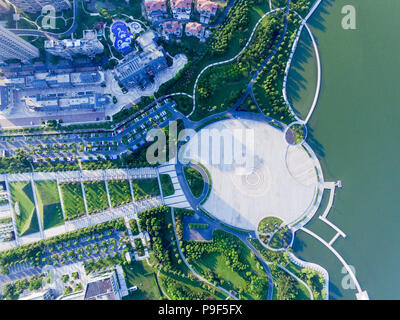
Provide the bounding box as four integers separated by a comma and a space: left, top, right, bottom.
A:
287, 0, 400, 299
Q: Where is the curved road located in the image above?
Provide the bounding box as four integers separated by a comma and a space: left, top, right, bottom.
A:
10, 0, 78, 38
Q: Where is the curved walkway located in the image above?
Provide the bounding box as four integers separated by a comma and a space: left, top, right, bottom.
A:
170, 207, 238, 300
282, 1, 322, 124
287, 250, 329, 300
189, 7, 282, 118
9, 0, 78, 38
300, 226, 367, 299
277, 264, 314, 300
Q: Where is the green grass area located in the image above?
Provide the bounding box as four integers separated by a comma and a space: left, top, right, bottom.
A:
253, 13, 302, 124
59, 182, 86, 220
270, 265, 311, 300
83, 181, 109, 214
236, 94, 260, 113
191, 4, 284, 120
189, 223, 209, 229
129, 219, 140, 236
170, 95, 193, 116
258, 216, 283, 233
9, 182, 39, 236
34, 180, 64, 230
185, 230, 269, 300
269, 226, 292, 249
107, 179, 132, 207
160, 174, 175, 197
122, 260, 163, 300
183, 166, 204, 198
131, 178, 160, 201
158, 270, 227, 300
156, 0, 269, 103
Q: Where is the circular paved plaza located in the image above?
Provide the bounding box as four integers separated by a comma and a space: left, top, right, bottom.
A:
182, 118, 321, 230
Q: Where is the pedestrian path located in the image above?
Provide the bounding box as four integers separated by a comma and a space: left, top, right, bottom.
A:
115, 265, 129, 297
287, 251, 329, 300
300, 226, 369, 300
158, 164, 191, 209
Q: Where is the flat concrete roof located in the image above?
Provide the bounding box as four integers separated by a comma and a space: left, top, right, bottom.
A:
182, 118, 319, 230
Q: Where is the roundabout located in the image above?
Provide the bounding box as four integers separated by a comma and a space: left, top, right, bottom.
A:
181, 117, 323, 231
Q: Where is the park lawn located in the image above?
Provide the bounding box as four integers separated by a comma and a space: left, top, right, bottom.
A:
269, 227, 292, 249
122, 260, 163, 300
164, 211, 189, 275
183, 166, 204, 198
160, 174, 175, 197
236, 94, 260, 113
60, 182, 86, 220
258, 216, 283, 233
158, 270, 227, 300
9, 181, 39, 236
83, 181, 109, 214
271, 268, 312, 300
34, 180, 64, 230
158, 0, 269, 102
131, 178, 160, 201
108, 179, 132, 208
190, 231, 270, 300
191, 251, 248, 294
192, 70, 250, 121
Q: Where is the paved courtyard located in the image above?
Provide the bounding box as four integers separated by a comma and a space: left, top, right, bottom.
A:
182, 118, 321, 230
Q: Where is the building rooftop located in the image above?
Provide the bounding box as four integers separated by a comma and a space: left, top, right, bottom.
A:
196, 0, 218, 13
163, 21, 181, 33
186, 22, 203, 35
84, 278, 116, 300
171, 0, 192, 9
136, 30, 158, 50
145, 0, 167, 13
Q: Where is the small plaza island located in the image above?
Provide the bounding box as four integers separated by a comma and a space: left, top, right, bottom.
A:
182, 118, 323, 231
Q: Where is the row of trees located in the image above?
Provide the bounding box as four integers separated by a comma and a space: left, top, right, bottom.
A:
2, 274, 44, 300
196, 10, 285, 117
0, 219, 125, 275
138, 206, 174, 270
256, 13, 301, 123
210, 0, 251, 55
184, 231, 248, 272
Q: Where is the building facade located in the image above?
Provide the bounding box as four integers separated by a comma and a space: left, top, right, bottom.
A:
162, 20, 182, 39
0, 25, 40, 63
185, 22, 204, 39
114, 31, 168, 89
170, 0, 192, 20
8, 0, 71, 13
196, 0, 218, 24
144, 0, 167, 22
45, 30, 104, 60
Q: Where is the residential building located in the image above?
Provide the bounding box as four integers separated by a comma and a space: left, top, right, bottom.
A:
144, 0, 167, 22
45, 30, 104, 60
0, 25, 40, 63
7, 0, 71, 13
162, 20, 182, 39
185, 22, 204, 39
84, 271, 122, 300
0, 0, 10, 13
24, 92, 110, 111
196, 0, 218, 24
58, 270, 126, 300
0, 71, 104, 90
114, 31, 168, 89
170, 0, 192, 20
